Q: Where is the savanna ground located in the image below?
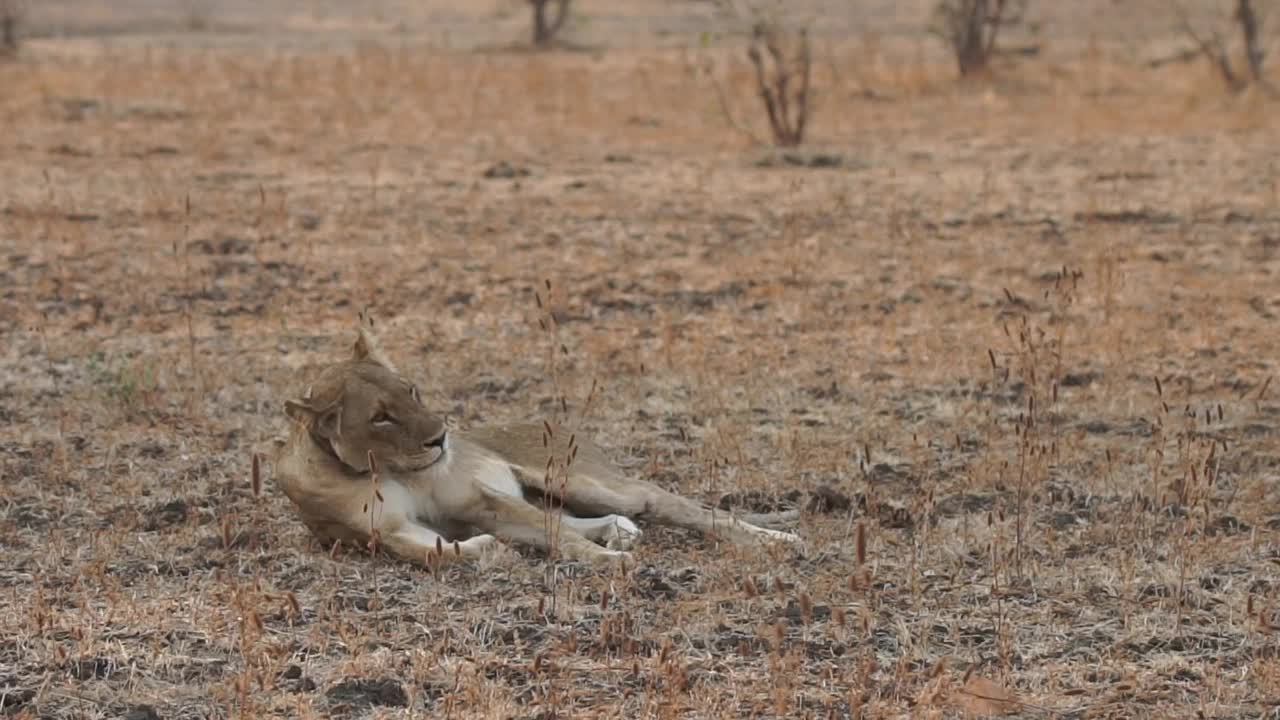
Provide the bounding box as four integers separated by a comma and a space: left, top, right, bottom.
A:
2, 1, 1279, 718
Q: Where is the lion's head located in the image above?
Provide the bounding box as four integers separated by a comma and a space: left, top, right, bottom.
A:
283, 313, 447, 474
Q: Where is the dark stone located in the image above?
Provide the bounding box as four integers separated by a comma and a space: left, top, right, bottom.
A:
326, 678, 408, 708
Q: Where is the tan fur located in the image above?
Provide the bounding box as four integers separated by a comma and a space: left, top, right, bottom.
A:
269, 313, 800, 568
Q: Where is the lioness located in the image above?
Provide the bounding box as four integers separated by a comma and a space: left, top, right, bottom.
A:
269, 314, 800, 566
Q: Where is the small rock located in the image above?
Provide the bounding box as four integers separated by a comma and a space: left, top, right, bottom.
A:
1206, 515, 1251, 536
0, 687, 35, 713
482, 161, 530, 180
123, 706, 162, 720
806, 485, 853, 514
1060, 371, 1101, 388
69, 657, 113, 680
326, 678, 408, 708
143, 499, 189, 531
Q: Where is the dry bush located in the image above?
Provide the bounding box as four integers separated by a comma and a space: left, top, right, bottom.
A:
710, 0, 814, 147
1171, 0, 1273, 93
746, 20, 811, 146
0, 0, 23, 56
930, 0, 1029, 77
528, 0, 570, 48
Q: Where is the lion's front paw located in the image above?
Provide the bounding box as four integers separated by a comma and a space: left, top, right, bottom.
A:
760, 528, 801, 544
600, 548, 634, 567
460, 534, 499, 552
602, 516, 642, 551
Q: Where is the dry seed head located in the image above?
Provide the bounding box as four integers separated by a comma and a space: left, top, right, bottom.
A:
855, 523, 866, 566
251, 453, 261, 498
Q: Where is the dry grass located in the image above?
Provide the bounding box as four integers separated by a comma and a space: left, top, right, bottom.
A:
2, 2, 1279, 719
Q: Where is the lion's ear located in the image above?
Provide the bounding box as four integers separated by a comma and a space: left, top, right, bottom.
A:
284, 399, 314, 426
285, 399, 342, 439
352, 309, 398, 372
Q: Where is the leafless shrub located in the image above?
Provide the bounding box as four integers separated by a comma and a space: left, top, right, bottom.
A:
0, 0, 24, 56
184, 0, 211, 32
1171, 0, 1273, 93
528, 0, 570, 48
930, 0, 1030, 77
746, 20, 811, 147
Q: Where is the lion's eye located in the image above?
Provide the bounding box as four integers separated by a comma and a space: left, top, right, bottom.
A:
372, 412, 395, 425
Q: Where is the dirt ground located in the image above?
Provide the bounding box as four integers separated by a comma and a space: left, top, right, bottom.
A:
2, 1, 1279, 718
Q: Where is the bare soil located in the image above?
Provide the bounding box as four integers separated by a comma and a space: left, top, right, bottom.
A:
2, 2, 1279, 718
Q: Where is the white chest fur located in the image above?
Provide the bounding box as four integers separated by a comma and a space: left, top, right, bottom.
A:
396, 443, 524, 526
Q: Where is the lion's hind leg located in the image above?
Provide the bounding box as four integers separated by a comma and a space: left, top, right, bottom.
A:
554, 468, 801, 546
558, 513, 642, 550
469, 485, 633, 564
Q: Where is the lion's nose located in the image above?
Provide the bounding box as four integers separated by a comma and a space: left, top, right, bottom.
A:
425, 431, 446, 450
